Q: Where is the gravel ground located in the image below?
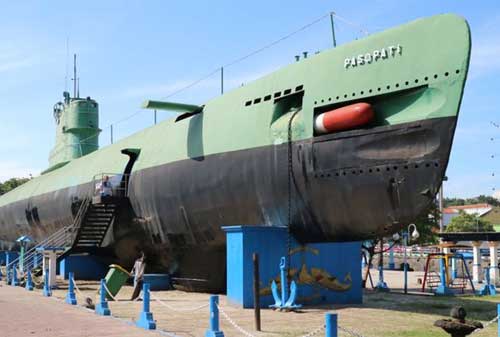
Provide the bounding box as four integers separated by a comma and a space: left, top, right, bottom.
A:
1, 270, 498, 337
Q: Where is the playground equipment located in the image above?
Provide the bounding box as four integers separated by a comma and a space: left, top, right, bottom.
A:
421, 253, 475, 295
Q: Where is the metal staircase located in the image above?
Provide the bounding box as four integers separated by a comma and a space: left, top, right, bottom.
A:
6, 173, 127, 272
64, 201, 117, 256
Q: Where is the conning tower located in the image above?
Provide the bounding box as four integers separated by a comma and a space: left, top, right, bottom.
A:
47, 92, 100, 172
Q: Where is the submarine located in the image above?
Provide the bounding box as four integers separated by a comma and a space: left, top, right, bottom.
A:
0, 14, 470, 291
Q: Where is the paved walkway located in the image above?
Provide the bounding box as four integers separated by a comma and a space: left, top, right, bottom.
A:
0, 285, 158, 337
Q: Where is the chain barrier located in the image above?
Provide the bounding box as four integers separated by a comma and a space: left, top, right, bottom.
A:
471, 315, 500, 334
150, 293, 208, 312
216, 302, 257, 337
299, 324, 325, 337
338, 325, 368, 337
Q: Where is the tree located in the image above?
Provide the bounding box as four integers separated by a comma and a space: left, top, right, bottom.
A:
445, 210, 494, 232
444, 195, 500, 207
413, 201, 440, 244
0, 177, 30, 196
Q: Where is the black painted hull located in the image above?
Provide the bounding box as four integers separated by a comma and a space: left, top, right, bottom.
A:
0, 116, 455, 290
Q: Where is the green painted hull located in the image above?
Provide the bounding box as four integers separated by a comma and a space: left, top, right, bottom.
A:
0, 14, 469, 277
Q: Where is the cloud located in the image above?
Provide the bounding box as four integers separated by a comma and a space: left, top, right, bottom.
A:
468, 17, 500, 79
0, 161, 40, 182
108, 65, 279, 103
0, 57, 34, 73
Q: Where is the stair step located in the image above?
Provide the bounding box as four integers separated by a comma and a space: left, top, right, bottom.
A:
86, 216, 113, 220
81, 228, 109, 232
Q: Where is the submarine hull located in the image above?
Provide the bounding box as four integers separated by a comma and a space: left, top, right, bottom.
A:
0, 116, 454, 289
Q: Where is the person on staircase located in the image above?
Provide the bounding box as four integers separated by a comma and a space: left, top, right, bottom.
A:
100, 175, 113, 197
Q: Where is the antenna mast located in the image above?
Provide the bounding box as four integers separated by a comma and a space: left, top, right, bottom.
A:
65, 37, 69, 91
73, 54, 77, 98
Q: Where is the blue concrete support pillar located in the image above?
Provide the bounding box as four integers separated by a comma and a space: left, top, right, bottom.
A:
325, 313, 337, 337
25, 269, 33, 291
95, 279, 110, 316
435, 257, 453, 295
0, 262, 3, 281
136, 283, 156, 330
388, 245, 395, 270
33, 254, 39, 269
11, 265, 19, 286
5, 264, 11, 284
451, 257, 457, 280
43, 269, 52, 297
375, 240, 389, 292
66, 272, 77, 305
205, 295, 224, 337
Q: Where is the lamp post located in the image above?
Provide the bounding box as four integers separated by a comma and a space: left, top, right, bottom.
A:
404, 223, 419, 294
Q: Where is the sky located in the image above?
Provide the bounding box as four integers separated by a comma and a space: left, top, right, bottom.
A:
0, 0, 499, 198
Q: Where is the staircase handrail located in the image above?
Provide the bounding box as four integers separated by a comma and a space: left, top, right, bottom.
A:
6, 197, 91, 270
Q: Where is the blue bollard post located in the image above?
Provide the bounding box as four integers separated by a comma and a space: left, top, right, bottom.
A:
11, 265, 19, 286
0, 261, 2, 281
497, 304, 500, 337
33, 254, 39, 269
95, 279, 111, 316
388, 245, 395, 270
5, 265, 11, 284
136, 283, 156, 330
43, 269, 52, 297
325, 313, 338, 337
205, 295, 224, 337
65, 272, 77, 305
25, 269, 33, 291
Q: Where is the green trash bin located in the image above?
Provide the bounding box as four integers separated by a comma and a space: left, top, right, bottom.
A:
104, 264, 131, 300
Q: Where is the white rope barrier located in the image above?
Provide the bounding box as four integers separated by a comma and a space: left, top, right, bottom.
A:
215, 302, 256, 337
102, 282, 119, 301
471, 315, 500, 334
71, 277, 91, 299
299, 324, 325, 337
338, 325, 368, 337
150, 293, 208, 312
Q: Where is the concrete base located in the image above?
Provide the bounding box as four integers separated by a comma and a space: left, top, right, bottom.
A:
66, 292, 77, 305
375, 281, 390, 292
95, 302, 111, 316
59, 255, 108, 280
143, 274, 171, 291
136, 312, 156, 330
478, 284, 497, 296
43, 287, 52, 297
435, 285, 455, 296
222, 226, 362, 308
